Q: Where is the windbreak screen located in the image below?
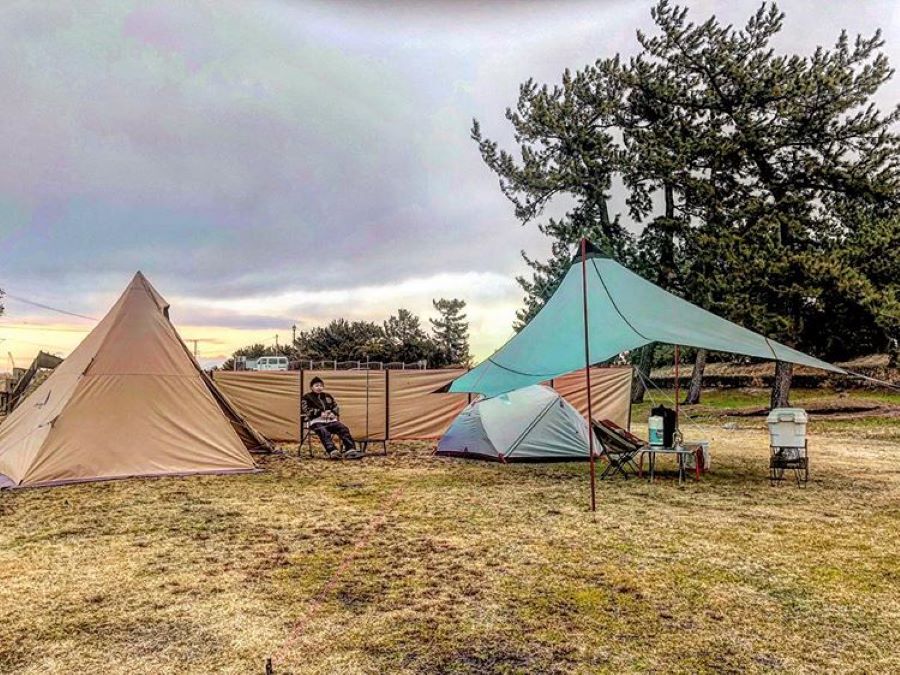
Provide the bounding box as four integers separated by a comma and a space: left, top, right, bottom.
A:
389, 369, 468, 439
549, 366, 632, 430
213, 371, 301, 442
211, 369, 473, 442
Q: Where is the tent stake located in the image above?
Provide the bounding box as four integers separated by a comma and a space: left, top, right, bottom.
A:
580, 238, 597, 512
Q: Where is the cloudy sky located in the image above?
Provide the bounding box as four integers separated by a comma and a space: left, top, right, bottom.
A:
1, 0, 898, 367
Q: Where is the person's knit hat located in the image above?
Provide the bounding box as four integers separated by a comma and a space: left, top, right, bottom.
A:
310, 376, 324, 387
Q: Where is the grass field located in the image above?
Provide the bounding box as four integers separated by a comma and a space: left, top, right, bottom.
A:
1, 389, 899, 673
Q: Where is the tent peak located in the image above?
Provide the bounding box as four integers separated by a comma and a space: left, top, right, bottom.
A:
571, 239, 612, 263
126, 271, 170, 314
128, 271, 149, 288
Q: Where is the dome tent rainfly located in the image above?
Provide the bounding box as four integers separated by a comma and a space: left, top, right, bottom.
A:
0, 272, 270, 489
436, 385, 598, 462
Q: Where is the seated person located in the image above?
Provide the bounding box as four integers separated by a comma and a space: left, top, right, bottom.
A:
301, 377, 363, 460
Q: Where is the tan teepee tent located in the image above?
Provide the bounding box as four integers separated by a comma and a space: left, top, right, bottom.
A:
0, 272, 270, 489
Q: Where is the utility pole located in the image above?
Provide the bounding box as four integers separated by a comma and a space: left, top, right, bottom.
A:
275, 334, 279, 354
185, 338, 212, 359
292, 324, 297, 344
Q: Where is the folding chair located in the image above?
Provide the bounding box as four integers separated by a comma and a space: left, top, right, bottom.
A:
300, 415, 387, 458
299, 415, 319, 458
592, 418, 644, 479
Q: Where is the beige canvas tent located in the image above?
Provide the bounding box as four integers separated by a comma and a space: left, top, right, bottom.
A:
0, 272, 269, 489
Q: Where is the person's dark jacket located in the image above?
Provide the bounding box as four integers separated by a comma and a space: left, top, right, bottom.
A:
302, 391, 340, 425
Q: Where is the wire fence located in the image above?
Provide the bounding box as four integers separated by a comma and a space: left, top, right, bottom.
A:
234, 357, 428, 370
288, 360, 429, 371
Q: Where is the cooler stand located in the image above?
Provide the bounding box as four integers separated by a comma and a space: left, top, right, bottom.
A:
769, 440, 808, 486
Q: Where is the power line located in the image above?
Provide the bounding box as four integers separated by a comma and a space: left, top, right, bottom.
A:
3, 294, 98, 322
0, 323, 91, 333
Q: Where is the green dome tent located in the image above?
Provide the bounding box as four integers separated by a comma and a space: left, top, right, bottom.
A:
436, 385, 598, 462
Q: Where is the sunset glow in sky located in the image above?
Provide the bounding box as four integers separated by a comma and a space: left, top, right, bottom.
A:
1, 0, 897, 368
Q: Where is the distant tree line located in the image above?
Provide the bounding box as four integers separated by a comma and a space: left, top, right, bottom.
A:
472, 0, 900, 406
221, 300, 471, 370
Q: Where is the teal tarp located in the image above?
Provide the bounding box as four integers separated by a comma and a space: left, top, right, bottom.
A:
450, 246, 844, 397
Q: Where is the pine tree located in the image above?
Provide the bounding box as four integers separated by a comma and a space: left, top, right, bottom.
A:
473, 0, 899, 406
471, 58, 636, 329
430, 299, 471, 367
383, 309, 432, 364
806, 205, 900, 362
629, 1, 900, 406
293, 319, 385, 363
622, 10, 733, 402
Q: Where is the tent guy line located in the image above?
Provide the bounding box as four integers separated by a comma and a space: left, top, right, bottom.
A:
591, 257, 652, 344
3, 293, 98, 322
635, 368, 706, 436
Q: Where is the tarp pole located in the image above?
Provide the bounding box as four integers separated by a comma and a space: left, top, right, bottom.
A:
581, 238, 597, 512
627, 366, 634, 432
674, 345, 680, 435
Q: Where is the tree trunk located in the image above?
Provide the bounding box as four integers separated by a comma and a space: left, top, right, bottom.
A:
664, 181, 675, 216
770, 361, 793, 408
684, 348, 707, 404
656, 181, 677, 289
598, 199, 610, 228
631, 343, 656, 404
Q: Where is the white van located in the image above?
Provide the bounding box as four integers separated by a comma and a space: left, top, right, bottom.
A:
254, 356, 289, 371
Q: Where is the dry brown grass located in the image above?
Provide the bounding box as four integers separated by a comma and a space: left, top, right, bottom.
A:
1, 405, 899, 673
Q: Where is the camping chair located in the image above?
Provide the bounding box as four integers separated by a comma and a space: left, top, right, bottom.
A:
300, 415, 387, 458
592, 418, 644, 479
299, 415, 318, 458
300, 415, 344, 458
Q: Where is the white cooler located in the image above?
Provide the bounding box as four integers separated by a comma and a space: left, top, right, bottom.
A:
767, 408, 808, 450
768, 408, 810, 484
